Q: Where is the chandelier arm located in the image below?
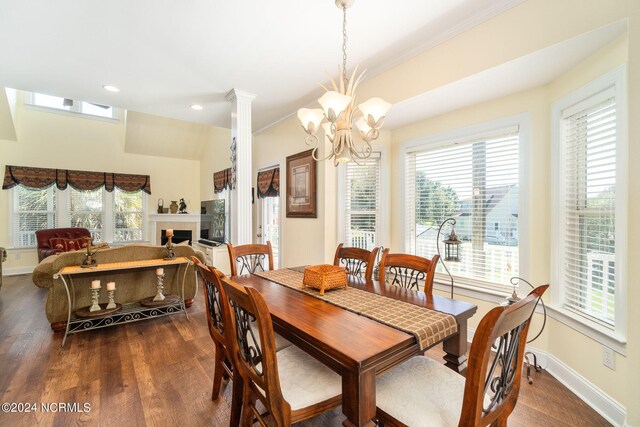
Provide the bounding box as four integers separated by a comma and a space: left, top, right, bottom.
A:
304, 134, 319, 148
350, 141, 373, 159
312, 146, 336, 162
306, 134, 335, 162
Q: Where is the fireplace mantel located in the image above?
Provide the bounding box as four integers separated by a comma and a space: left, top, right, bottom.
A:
149, 214, 200, 246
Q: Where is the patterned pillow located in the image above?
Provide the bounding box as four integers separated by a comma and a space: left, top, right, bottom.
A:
72, 237, 90, 249
48, 237, 90, 252
49, 237, 70, 251
65, 239, 80, 251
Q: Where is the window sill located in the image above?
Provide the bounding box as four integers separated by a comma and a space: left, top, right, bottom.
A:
433, 278, 546, 315
546, 304, 626, 355
5, 246, 37, 253
433, 279, 510, 305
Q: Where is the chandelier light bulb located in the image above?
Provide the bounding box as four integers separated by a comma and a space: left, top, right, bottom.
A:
318, 91, 352, 122
297, 108, 325, 134
358, 97, 391, 125
355, 116, 371, 134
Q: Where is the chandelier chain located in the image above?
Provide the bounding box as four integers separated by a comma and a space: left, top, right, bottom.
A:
342, 5, 348, 88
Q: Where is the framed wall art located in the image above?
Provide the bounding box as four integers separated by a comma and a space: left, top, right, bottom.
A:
286, 149, 317, 218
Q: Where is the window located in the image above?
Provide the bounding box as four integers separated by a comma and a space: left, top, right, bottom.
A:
402, 121, 524, 291
11, 186, 146, 247
69, 188, 104, 241
12, 186, 56, 247
552, 67, 626, 342
27, 92, 116, 119
340, 153, 381, 251
114, 188, 144, 242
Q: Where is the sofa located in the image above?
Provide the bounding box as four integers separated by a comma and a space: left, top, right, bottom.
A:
35, 227, 92, 262
32, 243, 205, 330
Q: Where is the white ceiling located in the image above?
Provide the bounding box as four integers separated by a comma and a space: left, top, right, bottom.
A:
0, 0, 524, 131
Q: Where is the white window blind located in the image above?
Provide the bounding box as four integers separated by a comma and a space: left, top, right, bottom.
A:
344, 153, 381, 250
11, 186, 146, 247
12, 186, 56, 247
113, 188, 144, 242
405, 128, 519, 289
561, 93, 616, 327
69, 188, 104, 241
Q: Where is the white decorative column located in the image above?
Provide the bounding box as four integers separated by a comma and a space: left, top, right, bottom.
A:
226, 89, 256, 245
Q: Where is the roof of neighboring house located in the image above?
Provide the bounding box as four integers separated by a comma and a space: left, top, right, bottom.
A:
455, 184, 517, 216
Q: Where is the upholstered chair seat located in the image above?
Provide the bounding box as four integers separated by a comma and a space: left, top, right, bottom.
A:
258, 345, 342, 411
376, 285, 549, 427
376, 356, 464, 427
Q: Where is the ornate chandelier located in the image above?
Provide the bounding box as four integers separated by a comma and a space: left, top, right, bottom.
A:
297, 0, 391, 166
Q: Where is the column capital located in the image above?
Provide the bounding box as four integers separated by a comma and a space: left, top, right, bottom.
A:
225, 89, 257, 103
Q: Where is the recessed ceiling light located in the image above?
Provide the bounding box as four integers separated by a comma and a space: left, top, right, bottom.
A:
190, 104, 203, 110
102, 85, 120, 93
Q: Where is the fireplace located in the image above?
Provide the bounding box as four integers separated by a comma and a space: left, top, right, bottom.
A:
149, 213, 200, 246
161, 229, 192, 245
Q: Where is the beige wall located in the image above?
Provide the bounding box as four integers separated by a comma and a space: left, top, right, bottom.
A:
253, 0, 640, 423
252, 117, 335, 267
389, 36, 629, 406
0, 97, 201, 269
199, 127, 232, 201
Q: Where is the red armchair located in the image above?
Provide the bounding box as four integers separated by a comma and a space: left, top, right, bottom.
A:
35, 228, 92, 262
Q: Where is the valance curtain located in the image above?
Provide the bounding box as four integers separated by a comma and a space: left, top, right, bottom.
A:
2, 165, 151, 194
213, 168, 232, 193
256, 167, 279, 198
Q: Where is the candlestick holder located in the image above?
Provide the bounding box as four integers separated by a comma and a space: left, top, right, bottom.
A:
89, 286, 101, 312
106, 289, 117, 309
153, 273, 166, 301
164, 236, 176, 260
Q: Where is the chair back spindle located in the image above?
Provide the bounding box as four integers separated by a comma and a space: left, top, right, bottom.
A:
333, 243, 379, 281
226, 242, 275, 276
378, 249, 439, 295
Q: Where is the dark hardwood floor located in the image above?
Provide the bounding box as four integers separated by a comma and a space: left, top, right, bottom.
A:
0, 274, 610, 426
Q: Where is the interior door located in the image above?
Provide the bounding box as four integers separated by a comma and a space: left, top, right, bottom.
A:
257, 190, 280, 268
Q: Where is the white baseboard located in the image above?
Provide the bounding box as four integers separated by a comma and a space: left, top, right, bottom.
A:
3, 265, 35, 276
466, 326, 627, 426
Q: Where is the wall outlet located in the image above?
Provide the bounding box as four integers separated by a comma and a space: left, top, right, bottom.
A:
602, 346, 615, 370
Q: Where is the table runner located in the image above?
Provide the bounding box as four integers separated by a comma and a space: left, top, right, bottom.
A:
255, 269, 458, 350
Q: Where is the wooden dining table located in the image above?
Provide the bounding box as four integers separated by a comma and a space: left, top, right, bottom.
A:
232, 270, 477, 427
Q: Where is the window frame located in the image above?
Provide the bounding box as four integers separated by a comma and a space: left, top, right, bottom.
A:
24, 92, 119, 120
550, 65, 628, 352
337, 145, 389, 250
398, 113, 530, 294
9, 186, 147, 248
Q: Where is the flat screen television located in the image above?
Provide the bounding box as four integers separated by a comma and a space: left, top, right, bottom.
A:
200, 199, 226, 246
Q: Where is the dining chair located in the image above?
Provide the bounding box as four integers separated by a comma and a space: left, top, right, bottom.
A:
375, 284, 549, 427
192, 257, 242, 427
378, 249, 439, 295
220, 276, 342, 426
333, 243, 379, 281
226, 241, 274, 276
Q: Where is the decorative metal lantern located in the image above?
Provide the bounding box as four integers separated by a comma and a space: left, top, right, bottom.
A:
442, 229, 462, 262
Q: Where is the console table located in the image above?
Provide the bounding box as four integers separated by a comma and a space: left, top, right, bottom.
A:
54, 257, 194, 348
